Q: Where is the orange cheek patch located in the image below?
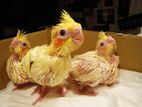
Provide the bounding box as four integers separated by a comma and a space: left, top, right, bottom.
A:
54, 38, 65, 48
22, 48, 28, 54
99, 48, 107, 56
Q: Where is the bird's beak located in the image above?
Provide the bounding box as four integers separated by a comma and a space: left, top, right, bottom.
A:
71, 27, 84, 45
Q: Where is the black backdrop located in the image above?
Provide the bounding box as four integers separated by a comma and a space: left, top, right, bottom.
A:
0, 0, 60, 39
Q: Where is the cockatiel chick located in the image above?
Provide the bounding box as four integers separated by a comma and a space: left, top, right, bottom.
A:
70, 32, 119, 95
21, 10, 84, 105
6, 30, 31, 90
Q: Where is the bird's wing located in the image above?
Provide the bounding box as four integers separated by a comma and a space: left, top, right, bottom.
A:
6, 57, 30, 84
22, 44, 71, 87
28, 54, 71, 87
71, 51, 112, 87
21, 45, 48, 78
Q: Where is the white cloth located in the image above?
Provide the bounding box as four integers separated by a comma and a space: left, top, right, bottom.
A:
0, 69, 142, 107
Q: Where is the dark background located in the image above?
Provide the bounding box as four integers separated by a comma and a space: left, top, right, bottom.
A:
0, 0, 142, 40
0, 0, 60, 39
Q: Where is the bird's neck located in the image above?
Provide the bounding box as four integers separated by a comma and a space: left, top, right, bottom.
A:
12, 53, 21, 61
12, 51, 26, 61
47, 43, 70, 57
97, 50, 113, 62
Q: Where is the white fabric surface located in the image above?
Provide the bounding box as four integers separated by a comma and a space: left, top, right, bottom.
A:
0, 69, 142, 107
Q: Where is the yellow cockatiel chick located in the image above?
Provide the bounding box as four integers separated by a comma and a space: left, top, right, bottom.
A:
6, 30, 32, 90
21, 10, 84, 105
70, 32, 119, 95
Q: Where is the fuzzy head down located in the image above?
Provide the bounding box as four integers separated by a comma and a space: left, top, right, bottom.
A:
10, 30, 30, 58
96, 31, 117, 59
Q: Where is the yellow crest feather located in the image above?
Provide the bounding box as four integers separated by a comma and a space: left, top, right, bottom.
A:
16, 29, 26, 39
98, 31, 108, 40
60, 10, 75, 24
15, 29, 30, 48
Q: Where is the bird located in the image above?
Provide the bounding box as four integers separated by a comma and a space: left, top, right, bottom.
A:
21, 10, 84, 105
6, 30, 32, 91
69, 31, 119, 95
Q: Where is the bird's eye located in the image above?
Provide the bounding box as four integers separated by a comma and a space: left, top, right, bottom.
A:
60, 29, 66, 36
58, 29, 69, 39
100, 42, 104, 46
22, 42, 27, 47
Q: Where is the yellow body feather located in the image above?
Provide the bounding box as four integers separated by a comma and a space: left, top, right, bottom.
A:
22, 46, 71, 86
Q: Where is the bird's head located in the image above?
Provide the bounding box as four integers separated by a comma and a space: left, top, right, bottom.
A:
10, 30, 30, 58
96, 32, 117, 60
50, 10, 84, 56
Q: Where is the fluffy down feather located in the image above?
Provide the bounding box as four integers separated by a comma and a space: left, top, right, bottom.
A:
71, 51, 119, 87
